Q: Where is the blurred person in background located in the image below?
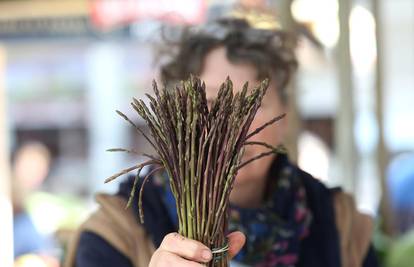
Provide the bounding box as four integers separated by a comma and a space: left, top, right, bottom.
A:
387, 152, 414, 234
12, 142, 59, 267
64, 18, 378, 267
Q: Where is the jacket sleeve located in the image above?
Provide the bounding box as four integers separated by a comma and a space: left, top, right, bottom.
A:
75, 231, 133, 267
362, 245, 380, 267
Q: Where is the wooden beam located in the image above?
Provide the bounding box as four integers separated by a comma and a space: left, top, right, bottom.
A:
373, 0, 394, 236
335, 0, 357, 193
0, 45, 13, 267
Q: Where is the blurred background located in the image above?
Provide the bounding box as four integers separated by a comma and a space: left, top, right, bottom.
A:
0, 0, 413, 266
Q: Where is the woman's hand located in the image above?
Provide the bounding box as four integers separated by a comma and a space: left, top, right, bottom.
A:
149, 231, 246, 267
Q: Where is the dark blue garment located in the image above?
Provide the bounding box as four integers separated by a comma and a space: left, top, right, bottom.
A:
75, 156, 379, 267
297, 170, 341, 267
76, 231, 133, 267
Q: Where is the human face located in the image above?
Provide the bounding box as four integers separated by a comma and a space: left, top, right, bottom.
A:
200, 47, 287, 186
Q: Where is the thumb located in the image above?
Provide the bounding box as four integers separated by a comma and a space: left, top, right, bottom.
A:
227, 231, 246, 259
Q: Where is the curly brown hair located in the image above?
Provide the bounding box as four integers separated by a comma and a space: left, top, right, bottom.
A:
159, 18, 298, 104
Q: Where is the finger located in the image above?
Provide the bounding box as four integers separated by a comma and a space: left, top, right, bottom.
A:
150, 250, 205, 267
160, 232, 212, 263
227, 231, 246, 259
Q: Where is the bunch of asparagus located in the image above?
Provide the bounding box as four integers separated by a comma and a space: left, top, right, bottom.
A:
106, 76, 285, 266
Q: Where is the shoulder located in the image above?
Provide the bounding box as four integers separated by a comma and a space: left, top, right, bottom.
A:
297, 167, 377, 267
64, 193, 156, 267
64, 194, 136, 267
331, 190, 376, 267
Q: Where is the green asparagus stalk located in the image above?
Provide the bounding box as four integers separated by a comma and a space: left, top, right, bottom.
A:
106, 76, 286, 267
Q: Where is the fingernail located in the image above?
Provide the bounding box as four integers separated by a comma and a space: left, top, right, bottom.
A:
202, 249, 212, 261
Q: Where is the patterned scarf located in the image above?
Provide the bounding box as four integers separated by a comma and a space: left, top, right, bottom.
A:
229, 155, 312, 267
160, 154, 312, 267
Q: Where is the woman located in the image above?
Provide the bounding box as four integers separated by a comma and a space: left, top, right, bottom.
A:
65, 18, 378, 267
